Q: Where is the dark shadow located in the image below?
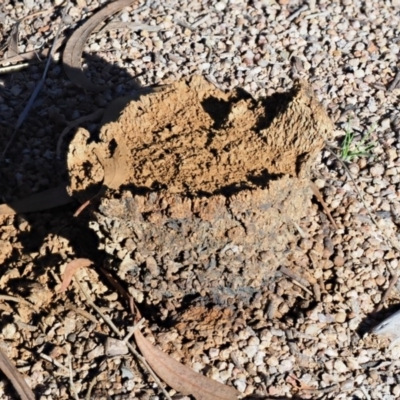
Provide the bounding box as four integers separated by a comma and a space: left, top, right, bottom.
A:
357, 303, 400, 337
201, 96, 231, 129
255, 91, 293, 132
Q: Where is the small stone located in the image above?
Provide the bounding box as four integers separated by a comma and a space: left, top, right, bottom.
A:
67, 333, 77, 343
146, 256, 160, 277
334, 256, 345, 267
370, 164, 385, 177
348, 163, 360, 176
266, 355, 279, 367
215, 2, 227, 11
10, 86, 22, 96
243, 345, 258, 359
253, 351, 265, 366
234, 378, 246, 393
2, 323, 16, 339
105, 337, 129, 356
209, 348, 219, 358
334, 360, 348, 373
335, 311, 347, 323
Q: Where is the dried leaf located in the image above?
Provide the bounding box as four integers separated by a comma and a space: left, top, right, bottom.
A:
0, 37, 65, 66
0, 347, 35, 400
134, 330, 240, 400
63, 0, 137, 91
7, 22, 20, 59
60, 258, 93, 292
0, 184, 72, 215
4, 8, 54, 60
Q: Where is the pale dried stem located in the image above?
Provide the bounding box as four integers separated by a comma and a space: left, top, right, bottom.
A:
74, 277, 172, 400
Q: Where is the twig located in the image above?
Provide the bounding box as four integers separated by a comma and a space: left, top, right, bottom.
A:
310, 181, 338, 229
175, 18, 195, 31
74, 278, 172, 400
388, 69, 400, 92
65, 303, 98, 324
291, 279, 314, 297
303, 383, 340, 395
192, 14, 210, 29
0, 295, 34, 308
86, 376, 97, 400
123, 318, 145, 343
304, 11, 330, 19
287, 5, 309, 22
68, 352, 80, 400
39, 353, 70, 374
279, 265, 310, 288
290, 219, 308, 238
0, 0, 70, 163
0, 346, 35, 400
0, 63, 30, 74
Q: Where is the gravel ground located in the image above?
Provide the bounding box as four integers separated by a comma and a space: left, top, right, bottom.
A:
1, 0, 400, 399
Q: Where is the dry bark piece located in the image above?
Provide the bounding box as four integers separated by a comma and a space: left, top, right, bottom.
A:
134, 330, 240, 400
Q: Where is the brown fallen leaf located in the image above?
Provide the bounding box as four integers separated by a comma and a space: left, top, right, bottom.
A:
60, 258, 93, 292
0, 184, 72, 215
0, 346, 35, 400
63, 0, 138, 91
99, 268, 239, 399
134, 330, 240, 400
0, 37, 65, 67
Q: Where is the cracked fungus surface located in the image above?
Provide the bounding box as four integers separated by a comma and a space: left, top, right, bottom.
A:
67, 75, 333, 196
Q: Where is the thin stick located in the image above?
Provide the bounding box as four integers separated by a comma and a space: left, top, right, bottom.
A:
304, 11, 330, 19
310, 181, 338, 229
65, 303, 98, 324
291, 279, 314, 297
303, 383, 339, 395
0, 63, 30, 74
39, 353, 70, 374
388, 69, 400, 92
279, 265, 310, 288
0, 1, 70, 163
74, 278, 172, 400
287, 5, 309, 22
86, 376, 97, 400
68, 353, 80, 400
192, 14, 210, 29
123, 318, 145, 343
0, 295, 34, 308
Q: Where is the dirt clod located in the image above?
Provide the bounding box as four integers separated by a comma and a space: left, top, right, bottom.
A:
68, 75, 333, 325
